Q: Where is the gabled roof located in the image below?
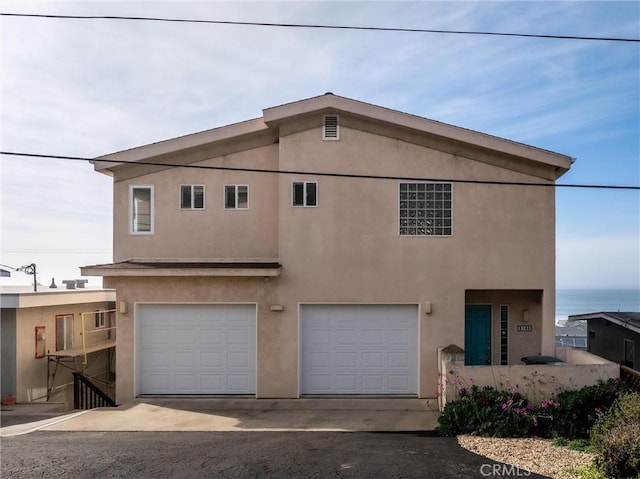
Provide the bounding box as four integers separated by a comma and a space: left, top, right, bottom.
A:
94, 93, 574, 178
569, 312, 640, 335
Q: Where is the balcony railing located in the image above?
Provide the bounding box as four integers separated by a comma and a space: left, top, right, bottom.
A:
73, 372, 117, 409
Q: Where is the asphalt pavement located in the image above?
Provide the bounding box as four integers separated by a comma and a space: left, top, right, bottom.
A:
0, 400, 551, 478
1, 430, 551, 479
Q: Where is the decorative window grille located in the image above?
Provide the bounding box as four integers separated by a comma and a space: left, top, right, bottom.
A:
292, 181, 318, 207
180, 185, 205, 209
323, 115, 339, 140
399, 183, 452, 236
225, 185, 249, 209
500, 305, 509, 365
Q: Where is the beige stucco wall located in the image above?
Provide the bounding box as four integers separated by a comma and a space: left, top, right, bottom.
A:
103, 114, 560, 402
113, 144, 279, 262
441, 353, 619, 410
13, 300, 114, 406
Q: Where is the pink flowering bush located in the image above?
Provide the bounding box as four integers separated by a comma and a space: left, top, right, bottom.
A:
437, 375, 628, 438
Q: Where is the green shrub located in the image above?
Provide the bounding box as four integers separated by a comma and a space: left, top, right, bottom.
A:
567, 462, 607, 479
549, 378, 630, 439
590, 392, 640, 479
437, 377, 630, 441
552, 437, 568, 447
437, 385, 534, 437
568, 438, 593, 453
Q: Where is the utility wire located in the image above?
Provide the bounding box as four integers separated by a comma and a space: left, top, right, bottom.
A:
1, 12, 638, 43
2, 151, 639, 190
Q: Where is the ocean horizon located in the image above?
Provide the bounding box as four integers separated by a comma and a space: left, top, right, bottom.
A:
556, 288, 640, 324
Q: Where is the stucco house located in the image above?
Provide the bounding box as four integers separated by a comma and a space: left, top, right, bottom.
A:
0, 284, 116, 407
82, 94, 573, 403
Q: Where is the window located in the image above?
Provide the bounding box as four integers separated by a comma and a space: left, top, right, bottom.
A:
500, 305, 509, 365
95, 310, 106, 328
180, 185, 205, 209
399, 183, 452, 236
225, 185, 249, 209
130, 185, 154, 234
56, 314, 73, 351
624, 339, 634, 369
323, 115, 339, 140
292, 181, 317, 207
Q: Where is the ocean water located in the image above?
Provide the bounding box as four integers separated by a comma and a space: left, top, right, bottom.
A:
556, 289, 640, 324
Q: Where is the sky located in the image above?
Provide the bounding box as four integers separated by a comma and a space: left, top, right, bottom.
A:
0, 0, 638, 290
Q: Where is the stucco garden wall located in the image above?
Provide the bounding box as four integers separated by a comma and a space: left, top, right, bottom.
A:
439, 347, 619, 411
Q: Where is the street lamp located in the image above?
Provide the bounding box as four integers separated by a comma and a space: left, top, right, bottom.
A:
16, 263, 38, 292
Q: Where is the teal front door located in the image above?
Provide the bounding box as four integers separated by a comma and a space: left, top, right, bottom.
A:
465, 305, 492, 365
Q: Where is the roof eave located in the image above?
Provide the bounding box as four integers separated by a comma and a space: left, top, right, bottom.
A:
93, 118, 269, 174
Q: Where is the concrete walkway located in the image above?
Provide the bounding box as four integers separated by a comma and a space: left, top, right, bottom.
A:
1, 398, 439, 436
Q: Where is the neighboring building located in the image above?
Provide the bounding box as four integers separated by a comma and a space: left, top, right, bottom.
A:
570, 312, 640, 371
0, 284, 116, 406
82, 93, 574, 403
555, 320, 587, 349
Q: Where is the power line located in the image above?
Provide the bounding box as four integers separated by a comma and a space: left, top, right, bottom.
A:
1, 12, 638, 43
2, 151, 638, 190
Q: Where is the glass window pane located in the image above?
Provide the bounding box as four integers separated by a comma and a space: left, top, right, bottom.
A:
225, 186, 236, 209
180, 186, 191, 209
237, 186, 248, 209
193, 186, 204, 209
306, 182, 317, 206
399, 183, 452, 236
133, 187, 151, 232
293, 182, 304, 206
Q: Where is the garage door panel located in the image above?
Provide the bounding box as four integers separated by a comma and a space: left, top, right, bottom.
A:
174, 351, 198, 368
227, 351, 250, 368
146, 329, 172, 346
142, 374, 171, 392
301, 305, 418, 395
362, 352, 384, 367
335, 352, 357, 367
336, 329, 357, 345
140, 351, 171, 369
174, 374, 197, 390
227, 329, 250, 345
362, 329, 384, 344
388, 329, 410, 345
388, 352, 410, 367
335, 375, 358, 391
362, 375, 384, 391
201, 352, 223, 367
136, 304, 256, 395
310, 352, 332, 367
175, 330, 198, 345
388, 375, 410, 391
200, 329, 223, 344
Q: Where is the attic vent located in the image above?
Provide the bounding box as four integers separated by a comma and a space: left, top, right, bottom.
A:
323, 115, 339, 140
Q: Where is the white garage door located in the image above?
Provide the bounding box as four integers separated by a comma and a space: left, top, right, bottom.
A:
136, 304, 256, 395
300, 305, 418, 395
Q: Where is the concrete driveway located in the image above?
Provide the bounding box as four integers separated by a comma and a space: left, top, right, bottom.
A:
1, 398, 439, 436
